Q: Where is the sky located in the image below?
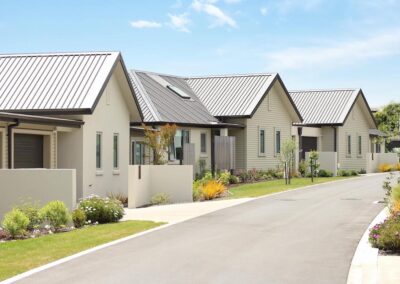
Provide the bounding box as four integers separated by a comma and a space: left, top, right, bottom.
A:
0, 0, 399, 107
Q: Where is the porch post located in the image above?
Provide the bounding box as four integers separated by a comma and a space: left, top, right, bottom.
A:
7, 120, 19, 169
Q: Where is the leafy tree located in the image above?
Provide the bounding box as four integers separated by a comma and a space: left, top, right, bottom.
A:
308, 151, 319, 182
142, 124, 177, 165
374, 103, 400, 138
280, 139, 297, 184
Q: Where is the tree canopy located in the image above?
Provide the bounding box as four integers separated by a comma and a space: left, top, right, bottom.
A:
374, 102, 400, 137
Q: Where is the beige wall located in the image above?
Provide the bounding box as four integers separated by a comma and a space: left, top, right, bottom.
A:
237, 81, 294, 170
321, 127, 335, 152
0, 169, 76, 219
58, 63, 141, 200
366, 153, 399, 173
228, 119, 247, 170
338, 97, 372, 171
128, 165, 193, 208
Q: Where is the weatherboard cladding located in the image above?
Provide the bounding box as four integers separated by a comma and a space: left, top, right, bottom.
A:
289, 89, 360, 125
0, 52, 119, 112
186, 74, 276, 117
130, 70, 219, 125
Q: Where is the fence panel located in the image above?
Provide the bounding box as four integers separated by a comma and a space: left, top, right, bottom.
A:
214, 136, 235, 171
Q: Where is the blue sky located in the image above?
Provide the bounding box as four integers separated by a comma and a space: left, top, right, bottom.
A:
1, 0, 399, 107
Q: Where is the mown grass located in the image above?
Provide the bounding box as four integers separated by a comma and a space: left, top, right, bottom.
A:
0, 220, 164, 281
228, 177, 352, 198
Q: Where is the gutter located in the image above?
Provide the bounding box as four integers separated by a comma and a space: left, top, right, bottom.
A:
7, 120, 20, 169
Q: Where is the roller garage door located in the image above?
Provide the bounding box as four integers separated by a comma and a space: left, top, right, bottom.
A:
14, 134, 44, 168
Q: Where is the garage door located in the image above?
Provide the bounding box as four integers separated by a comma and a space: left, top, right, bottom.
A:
14, 134, 44, 168
301, 136, 318, 160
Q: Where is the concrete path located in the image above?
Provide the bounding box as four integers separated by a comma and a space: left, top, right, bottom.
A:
123, 198, 255, 224
15, 175, 386, 284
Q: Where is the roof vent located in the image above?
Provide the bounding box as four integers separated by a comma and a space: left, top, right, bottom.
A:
167, 85, 191, 99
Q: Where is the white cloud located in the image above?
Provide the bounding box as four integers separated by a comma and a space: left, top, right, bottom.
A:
264, 30, 400, 70
192, 0, 237, 28
130, 20, 162, 29
260, 7, 268, 16
277, 0, 322, 13
168, 13, 191, 33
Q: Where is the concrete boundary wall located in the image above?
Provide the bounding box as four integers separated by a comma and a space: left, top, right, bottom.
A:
128, 165, 193, 208
305, 151, 338, 176
0, 169, 76, 219
367, 153, 399, 173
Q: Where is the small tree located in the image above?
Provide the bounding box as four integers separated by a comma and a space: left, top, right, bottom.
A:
308, 151, 319, 182
143, 124, 177, 165
281, 139, 296, 184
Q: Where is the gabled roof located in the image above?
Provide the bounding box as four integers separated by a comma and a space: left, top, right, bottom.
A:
129, 70, 223, 126
0, 51, 140, 116
289, 88, 376, 127
185, 73, 302, 120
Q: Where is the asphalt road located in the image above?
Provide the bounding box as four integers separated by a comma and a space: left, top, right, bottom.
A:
16, 174, 386, 284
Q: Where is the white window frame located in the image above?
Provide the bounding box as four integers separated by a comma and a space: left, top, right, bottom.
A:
200, 132, 207, 155
347, 134, 352, 157
113, 133, 119, 173
274, 128, 281, 156
96, 132, 103, 174
258, 127, 266, 156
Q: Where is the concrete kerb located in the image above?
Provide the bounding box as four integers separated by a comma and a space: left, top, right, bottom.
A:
347, 208, 388, 284
0, 175, 380, 284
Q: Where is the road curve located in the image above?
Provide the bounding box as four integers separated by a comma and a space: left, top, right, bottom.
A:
16, 174, 386, 284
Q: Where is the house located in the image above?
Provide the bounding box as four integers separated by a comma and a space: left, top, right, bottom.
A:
0, 51, 142, 201
129, 70, 243, 175
289, 88, 390, 173
130, 71, 303, 173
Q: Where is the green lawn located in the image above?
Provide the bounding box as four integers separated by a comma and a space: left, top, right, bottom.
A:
0, 220, 164, 281
228, 177, 352, 198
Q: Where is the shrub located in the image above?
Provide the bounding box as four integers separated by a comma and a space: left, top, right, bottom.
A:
193, 185, 203, 201
379, 163, 393, 172
229, 175, 240, 184
358, 168, 367, 174
391, 200, 400, 216
15, 202, 42, 230
274, 171, 284, 179
349, 170, 359, 176
79, 195, 124, 224
72, 208, 86, 228
395, 163, 400, 171
299, 160, 307, 177
391, 185, 400, 205
218, 171, 231, 186
201, 180, 226, 200
370, 217, 400, 252
151, 193, 170, 205
338, 170, 350, 177
39, 201, 70, 230
107, 192, 128, 207
318, 169, 333, 177
2, 209, 29, 238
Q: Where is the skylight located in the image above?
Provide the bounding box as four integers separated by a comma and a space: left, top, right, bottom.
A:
167, 85, 191, 99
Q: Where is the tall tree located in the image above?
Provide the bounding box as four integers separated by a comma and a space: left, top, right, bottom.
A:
374, 103, 400, 137
142, 124, 177, 165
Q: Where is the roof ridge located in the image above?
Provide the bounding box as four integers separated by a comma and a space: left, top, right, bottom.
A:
0, 51, 120, 58
186, 72, 277, 79
289, 88, 359, 93
132, 69, 185, 79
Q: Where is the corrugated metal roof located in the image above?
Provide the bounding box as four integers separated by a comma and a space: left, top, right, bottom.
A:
289, 89, 360, 125
186, 74, 277, 117
129, 70, 220, 125
0, 51, 120, 113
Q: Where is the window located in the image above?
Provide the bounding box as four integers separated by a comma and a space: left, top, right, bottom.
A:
167, 85, 191, 99
376, 143, 381, 153
132, 141, 145, 165
259, 128, 265, 155
358, 135, 362, 156
169, 130, 190, 161
113, 133, 119, 169
96, 132, 102, 169
275, 129, 281, 155
347, 135, 351, 156
200, 133, 207, 154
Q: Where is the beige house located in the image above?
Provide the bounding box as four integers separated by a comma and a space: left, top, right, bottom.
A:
130, 71, 302, 173
0, 52, 142, 201
289, 89, 390, 173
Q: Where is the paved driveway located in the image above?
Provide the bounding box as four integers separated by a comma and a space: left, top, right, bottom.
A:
16, 175, 386, 284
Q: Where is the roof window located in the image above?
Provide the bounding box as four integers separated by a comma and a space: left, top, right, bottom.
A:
167, 85, 191, 99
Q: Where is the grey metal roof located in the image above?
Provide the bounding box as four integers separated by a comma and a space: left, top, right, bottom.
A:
289, 89, 360, 125
0, 111, 83, 128
129, 70, 220, 125
186, 73, 277, 117
0, 51, 121, 113
369, 129, 388, 137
